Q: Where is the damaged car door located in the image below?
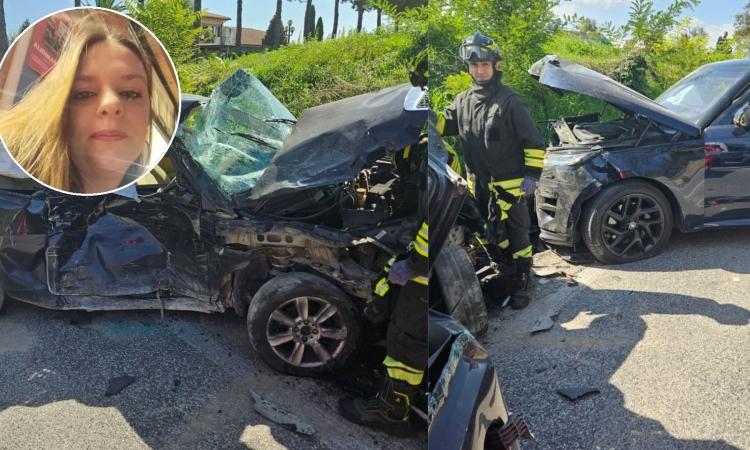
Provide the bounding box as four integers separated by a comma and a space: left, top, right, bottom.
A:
44, 157, 213, 305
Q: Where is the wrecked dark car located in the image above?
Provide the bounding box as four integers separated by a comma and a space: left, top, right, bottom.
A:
0, 70, 447, 377
425, 128, 530, 450
530, 56, 750, 264
428, 310, 532, 450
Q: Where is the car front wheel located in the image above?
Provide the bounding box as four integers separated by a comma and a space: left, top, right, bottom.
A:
581, 180, 673, 264
247, 272, 361, 376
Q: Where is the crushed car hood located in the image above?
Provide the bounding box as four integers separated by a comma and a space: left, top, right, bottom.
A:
529, 55, 700, 136
241, 84, 427, 203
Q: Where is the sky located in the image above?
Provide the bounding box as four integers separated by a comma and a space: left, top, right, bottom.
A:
552, 0, 745, 46
4, 1, 379, 43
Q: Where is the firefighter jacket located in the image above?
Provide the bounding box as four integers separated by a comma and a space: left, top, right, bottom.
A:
439, 74, 546, 186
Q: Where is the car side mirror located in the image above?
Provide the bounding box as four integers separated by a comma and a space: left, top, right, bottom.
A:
733, 107, 750, 129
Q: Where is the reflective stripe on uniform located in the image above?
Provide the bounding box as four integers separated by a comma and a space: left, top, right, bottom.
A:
490, 177, 523, 190
383, 356, 424, 385
501, 210, 508, 221
498, 239, 510, 249
383, 257, 396, 272
403, 145, 411, 159
374, 277, 390, 296
497, 199, 513, 211
524, 148, 546, 159
512, 245, 533, 259
411, 275, 429, 285
418, 222, 428, 240
524, 157, 544, 169
414, 235, 429, 257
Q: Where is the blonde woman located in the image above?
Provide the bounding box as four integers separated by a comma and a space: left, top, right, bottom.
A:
0, 11, 157, 194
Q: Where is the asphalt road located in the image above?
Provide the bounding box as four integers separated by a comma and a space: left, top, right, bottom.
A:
0, 301, 426, 449
485, 228, 750, 450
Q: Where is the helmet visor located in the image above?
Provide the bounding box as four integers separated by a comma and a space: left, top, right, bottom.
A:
459, 44, 498, 62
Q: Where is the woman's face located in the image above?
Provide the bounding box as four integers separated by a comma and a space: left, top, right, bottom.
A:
67, 40, 150, 187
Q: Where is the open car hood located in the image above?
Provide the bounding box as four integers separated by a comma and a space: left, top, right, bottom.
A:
239, 84, 427, 204
529, 55, 700, 136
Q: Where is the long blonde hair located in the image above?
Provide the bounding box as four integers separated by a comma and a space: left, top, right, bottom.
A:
0, 10, 154, 192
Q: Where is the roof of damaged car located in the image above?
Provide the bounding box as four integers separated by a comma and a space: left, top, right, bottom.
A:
242, 84, 427, 202
529, 55, 701, 136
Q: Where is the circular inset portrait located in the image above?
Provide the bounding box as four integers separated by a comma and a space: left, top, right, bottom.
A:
0, 7, 180, 195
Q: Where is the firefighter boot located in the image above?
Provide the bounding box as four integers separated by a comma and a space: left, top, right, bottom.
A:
338, 376, 418, 436
509, 257, 532, 309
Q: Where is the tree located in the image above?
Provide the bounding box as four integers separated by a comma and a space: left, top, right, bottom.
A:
304, 4, 316, 41
332, 0, 340, 38
262, 12, 284, 47
735, 2, 750, 37
8, 18, 31, 44
0, 0, 6, 58
619, 0, 699, 51
271, 0, 283, 46
236, 0, 242, 49
303, 0, 313, 38
127, 0, 201, 66
193, 0, 201, 28
82, 0, 127, 12
344, 0, 369, 33
315, 17, 324, 40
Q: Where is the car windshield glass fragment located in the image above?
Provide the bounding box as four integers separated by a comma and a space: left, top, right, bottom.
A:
176, 70, 295, 196
656, 65, 745, 124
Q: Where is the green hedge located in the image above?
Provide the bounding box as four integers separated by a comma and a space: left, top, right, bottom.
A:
179, 31, 423, 116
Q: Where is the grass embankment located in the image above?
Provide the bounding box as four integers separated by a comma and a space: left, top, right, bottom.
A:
179, 31, 423, 116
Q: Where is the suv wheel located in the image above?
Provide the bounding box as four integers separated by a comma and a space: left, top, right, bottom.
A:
247, 272, 361, 376
581, 180, 673, 264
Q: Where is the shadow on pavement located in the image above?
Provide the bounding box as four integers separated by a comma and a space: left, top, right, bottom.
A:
490, 287, 750, 449
0, 301, 423, 449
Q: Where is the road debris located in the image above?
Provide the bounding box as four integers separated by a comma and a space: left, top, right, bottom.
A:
530, 315, 555, 333
557, 386, 600, 402
532, 267, 565, 278
250, 390, 316, 436
105, 375, 136, 397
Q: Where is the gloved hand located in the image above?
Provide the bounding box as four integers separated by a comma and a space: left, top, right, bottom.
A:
387, 260, 417, 286
520, 177, 537, 197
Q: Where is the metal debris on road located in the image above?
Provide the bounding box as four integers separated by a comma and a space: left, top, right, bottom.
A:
530, 315, 555, 333
105, 375, 136, 397
557, 387, 600, 401
250, 390, 316, 436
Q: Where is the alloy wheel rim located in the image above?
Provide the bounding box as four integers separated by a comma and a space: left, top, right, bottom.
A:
601, 193, 665, 259
266, 296, 348, 368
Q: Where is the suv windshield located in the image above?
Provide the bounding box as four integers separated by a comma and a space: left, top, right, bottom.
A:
177, 70, 295, 197
656, 64, 745, 124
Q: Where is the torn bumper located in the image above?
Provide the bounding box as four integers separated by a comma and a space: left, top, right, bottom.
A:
536, 150, 603, 247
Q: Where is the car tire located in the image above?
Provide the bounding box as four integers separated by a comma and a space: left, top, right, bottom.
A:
434, 244, 488, 337
581, 180, 673, 264
247, 272, 361, 376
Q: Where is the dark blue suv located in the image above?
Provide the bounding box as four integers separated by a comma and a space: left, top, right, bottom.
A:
531, 56, 750, 264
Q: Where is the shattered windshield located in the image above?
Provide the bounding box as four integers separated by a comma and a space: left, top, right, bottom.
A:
177, 70, 295, 196
656, 65, 744, 124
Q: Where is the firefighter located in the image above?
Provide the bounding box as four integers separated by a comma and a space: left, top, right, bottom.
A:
338, 145, 428, 436
437, 32, 546, 309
